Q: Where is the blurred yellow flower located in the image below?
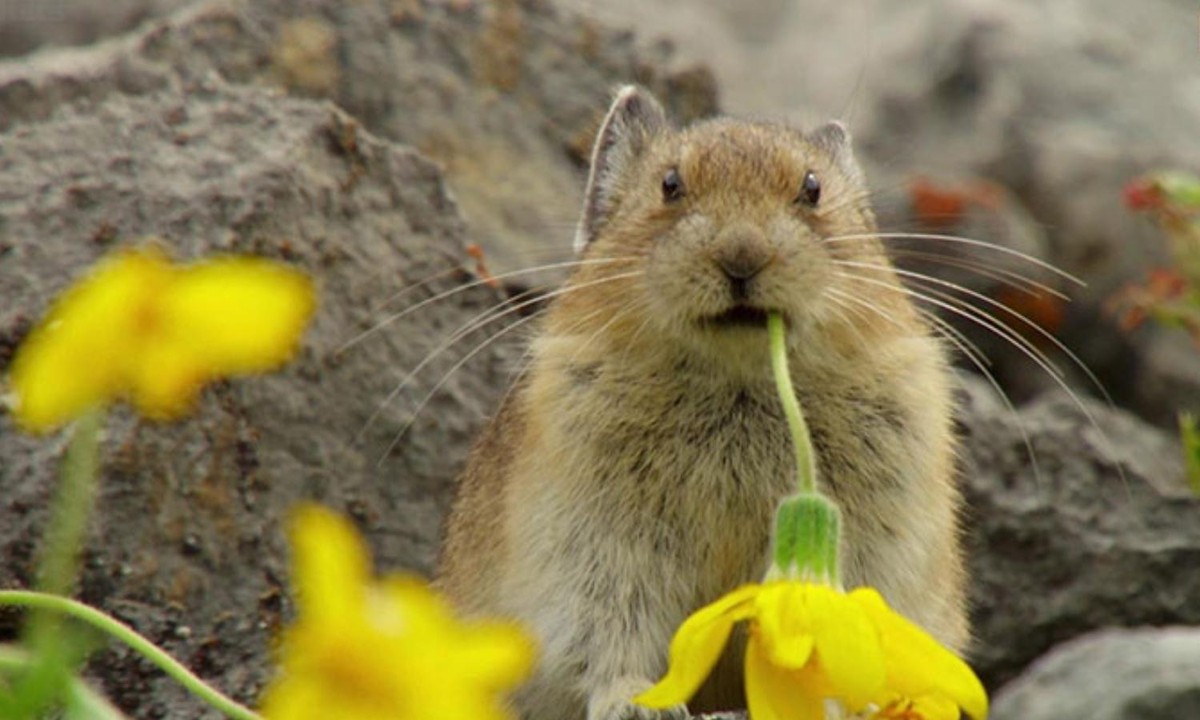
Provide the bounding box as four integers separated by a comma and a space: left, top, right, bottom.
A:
8, 245, 315, 432
636, 582, 987, 720
260, 505, 536, 720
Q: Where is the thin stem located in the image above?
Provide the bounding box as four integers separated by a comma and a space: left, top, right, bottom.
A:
0, 591, 262, 720
17, 409, 104, 716
767, 312, 816, 494
36, 409, 102, 598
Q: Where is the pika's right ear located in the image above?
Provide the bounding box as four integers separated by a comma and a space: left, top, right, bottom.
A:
574, 85, 668, 254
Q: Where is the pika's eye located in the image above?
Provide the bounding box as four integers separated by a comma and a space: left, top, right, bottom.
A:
797, 170, 821, 207
661, 168, 685, 203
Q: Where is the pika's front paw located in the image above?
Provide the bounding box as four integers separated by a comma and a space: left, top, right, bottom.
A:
588, 677, 690, 720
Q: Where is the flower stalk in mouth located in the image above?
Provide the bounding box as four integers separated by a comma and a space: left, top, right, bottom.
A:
634, 311, 988, 720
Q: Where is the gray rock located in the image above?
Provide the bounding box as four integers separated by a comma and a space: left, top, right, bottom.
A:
0, 0, 718, 276
0, 76, 517, 716
991, 626, 1200, 720
0, 0, 192, 57
1124, 329, 1200, 430
958, 373, 1200, 690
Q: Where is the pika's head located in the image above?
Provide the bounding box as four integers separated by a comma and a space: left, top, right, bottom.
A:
568, 86, 905, 366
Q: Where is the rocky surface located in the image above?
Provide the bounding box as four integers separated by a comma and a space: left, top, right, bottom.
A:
0, 74, 520, 716
0, 0, 191, 57
957, 374, 1200, 689
991, 626, 1200, 720
1, 0, 1199, 718
0, 0, 716, 276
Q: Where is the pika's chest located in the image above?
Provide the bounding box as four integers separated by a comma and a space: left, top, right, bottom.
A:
538, 364, 917, 519
534, 382, 801, 585
517, 362, 930, 594
545, 378, 796, 512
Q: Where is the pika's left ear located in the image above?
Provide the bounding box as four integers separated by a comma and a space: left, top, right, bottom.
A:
808, 121, 864, 185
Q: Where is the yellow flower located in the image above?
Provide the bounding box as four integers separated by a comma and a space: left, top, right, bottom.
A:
259, 505, 536, 720
8, 244, 315, 432
636, 582, 987, 720
871, 695, 965, 720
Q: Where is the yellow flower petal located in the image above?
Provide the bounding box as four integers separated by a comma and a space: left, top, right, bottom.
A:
377, 576, 536, 691
852, 588, 988, 719
873, 693, 963, 720
909, 694, 962, 720
130, 339, 208, 419
635, 584, 760, 708
9, 247, 171, 431
8, 245, 315, 431
754, 583, 816, 669
289, 505, 370, 623
9, 330, 115, 431
163, 257, 316, 375
807, 585, 886, 709
263, 505, 535, 720
642, 579, 987, 720
745, 630, 824, 720
455, 622, 539, 690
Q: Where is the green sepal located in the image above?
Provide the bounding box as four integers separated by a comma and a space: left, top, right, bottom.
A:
769, 492, 842, 584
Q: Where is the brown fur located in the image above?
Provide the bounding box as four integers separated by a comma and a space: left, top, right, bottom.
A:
438, 87, 966, 720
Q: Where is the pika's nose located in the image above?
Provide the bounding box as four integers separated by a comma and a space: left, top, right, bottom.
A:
713, 231, 772, 301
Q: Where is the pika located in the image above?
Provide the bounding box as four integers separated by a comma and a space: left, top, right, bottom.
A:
437, 86, 967, 720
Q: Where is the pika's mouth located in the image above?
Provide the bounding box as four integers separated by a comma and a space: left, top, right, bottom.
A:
701, 304, 772, 329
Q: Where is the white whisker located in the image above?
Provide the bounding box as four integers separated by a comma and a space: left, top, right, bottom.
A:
339, 256, 642, 354
884, 247, 1069, 301
381, 280, 645, 465
915, 307, 1043, 485
362, 269, 646, 447
824, 232, 1084, 286
823, 288, 872, 326
832, 265, 1066, 382
822, 286, 903, 349
835, 258, 1113, 406
831, 268, 1111, 441
916, 307, 990, 371
565, 301, 643, 369
378, 309, 546, 465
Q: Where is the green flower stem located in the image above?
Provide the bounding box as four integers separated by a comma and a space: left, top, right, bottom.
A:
0, 592, 262, 720
18, 408, 104, 715
36, 408, 103, 598
0, 644, 127, 719
768, 312, 817, 494
767, 312, 844, 584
